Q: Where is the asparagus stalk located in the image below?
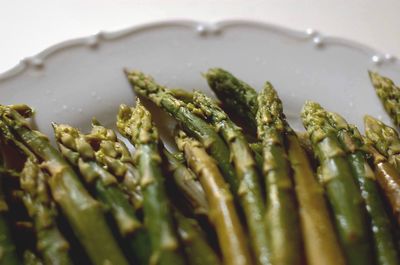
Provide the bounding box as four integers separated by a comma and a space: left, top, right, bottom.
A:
192, 91, 270, 265
364, 115, 400, 172
287, 132, 346, 265
173, 208, 221, 265
0, 105, 129, 265
363, 137, 400, 226
254, 86, 345, 265
204, 68, 258, 132
327, 112, 400, 265
53, 123, 150, 265
20, 159, 74, 265
116, 102, 185, 265
163, 149, 209, 217
0, 142, 20, 265
369, 71, 400, 127
125, 70, 239, 193
86, 120, 143, 210
301, 101, 374, 265
256, 83, 303, 265
175, 130, 253, 265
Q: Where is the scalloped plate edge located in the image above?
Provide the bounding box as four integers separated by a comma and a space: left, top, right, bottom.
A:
0, 19, 398, 82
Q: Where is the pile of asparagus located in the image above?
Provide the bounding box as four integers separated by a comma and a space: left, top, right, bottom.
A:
0, 69, 400, 265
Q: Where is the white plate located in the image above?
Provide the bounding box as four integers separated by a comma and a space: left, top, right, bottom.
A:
1, 20, 400, 145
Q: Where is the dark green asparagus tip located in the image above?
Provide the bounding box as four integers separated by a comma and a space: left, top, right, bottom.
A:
204, 68, 252, 98
116, 101, 158, 146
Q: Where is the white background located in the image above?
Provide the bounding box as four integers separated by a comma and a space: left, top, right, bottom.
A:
0, 0, 399, 73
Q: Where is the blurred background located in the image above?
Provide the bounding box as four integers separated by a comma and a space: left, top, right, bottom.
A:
0, 0, 399, 73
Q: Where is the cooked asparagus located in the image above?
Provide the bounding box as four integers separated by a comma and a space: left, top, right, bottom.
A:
256, 85, 344, 265
125, 70, 239, 193
117, 101, 185, 265
163, 149, 209, 217
20, 159, 73, 265
176, 130, 253, 265
193, 91, 270, 265
328, 112, 400, 265
86, 120, 143, 210
53, 123, 151, 265
0, 105, 129, 265
173, 209, 221, 265
256, 83, 303, 265
364, 115, 400, 172
369, 71, 400, 127
364, 137, 400, 226
204, 68, 258, 132
301, 101, 374, 265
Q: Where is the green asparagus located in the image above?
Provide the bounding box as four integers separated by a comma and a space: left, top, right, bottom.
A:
0, 105, 129, 265
117, 101, 185, 265
193, 91, 270, 265
20, 159, 73, 265
125, 70, 239, 193
176, 129, 253, 265
53, 123, 150, 265
163, 149, 209, 217
364, 137, 400, 226
255, 85, 344, 265
173, 208, 221, 265
301, 101, 374, 265
369, 71, 400, 126
327, 112, 400, 265
204, 68, 258, 132
85, 120, 143, 210
364, 115, 400, 172
256, 83, 303, 265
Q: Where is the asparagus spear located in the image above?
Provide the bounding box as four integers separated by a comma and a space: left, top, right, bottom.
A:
204, 68, 258, 132
192, 91, 270, 265
301, 101, 374, 265
0, 142, 20, 265
327, 112, 400, 265
53, 123, 151, 265
20, 159, 73, 265
117, 101, 185, 265
255, 85, 345, 265
86, 120, 143, 211
364, 115, 400, 173
173, 208, 221, 265
175, 129, 253, 265
256, 83, 303, 265
125, 70, 239, 193
163, 149, 209, 217
0, 105, 129, 265
369, 71, 400, 127
363, 137, 400, 226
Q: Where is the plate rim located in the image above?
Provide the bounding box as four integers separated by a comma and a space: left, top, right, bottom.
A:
0, 19, 398, 82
